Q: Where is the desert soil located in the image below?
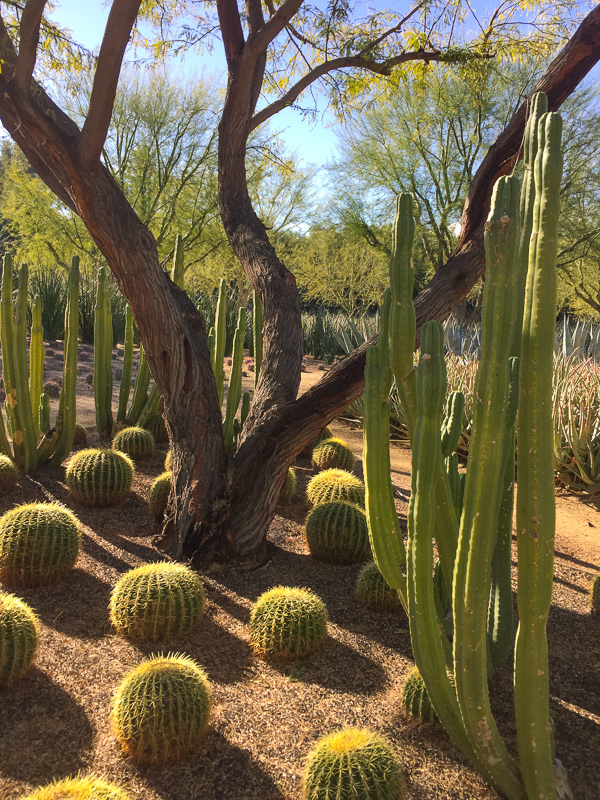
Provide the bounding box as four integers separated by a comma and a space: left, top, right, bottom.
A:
0, 349, 599, 800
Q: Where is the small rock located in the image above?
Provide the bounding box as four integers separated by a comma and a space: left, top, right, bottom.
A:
317, 365, 326, 371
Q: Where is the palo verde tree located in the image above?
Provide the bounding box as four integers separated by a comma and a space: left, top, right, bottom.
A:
0, 1, 599, 564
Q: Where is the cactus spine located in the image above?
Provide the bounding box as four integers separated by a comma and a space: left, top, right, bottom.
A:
117, 306, 134, 423
13, 264, 38, 471
0, 590, 38, 686
23, 775, 132, 799
249, 586, 328, 660
94, 267, 113, 438
222, 306, 246, 451
1, 254, 19, 461
212, 278, 227, 406
253, 289, 263, 386
29, 294, 44, 442
305, 501, 371, 564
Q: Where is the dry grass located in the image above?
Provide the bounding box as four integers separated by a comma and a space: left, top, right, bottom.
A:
0, 418, 599, 799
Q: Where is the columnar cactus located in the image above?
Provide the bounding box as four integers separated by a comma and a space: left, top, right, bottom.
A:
111, 653, 212, 763
66, 448, 134, 507
113, 426, 155, 460
22, 776, 132, 800
149, 472, 172, 521
355, 561, 402, 614
0, 502, 81, 586
591, 574, 600, 615
117, 305, 134, 424
222, 306, 246, 451
109, 562, 206, 641
305, 501, 371, 564
303, 728, 404, 800
278, 467, 297, 505
401, 667, 437, 723
94, 266, 114, 439
29, 294, 44, 443
126, 345, 151, 426
0, 454, 18, 494
306, 469, 365, 508
311, 438, 355, 472
249, 586, 328, 660
143, 413, 169, 444
0, 591, 38, 686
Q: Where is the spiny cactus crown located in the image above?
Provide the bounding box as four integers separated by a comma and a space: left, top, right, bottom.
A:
110, 562, 206, 641
149, 472, 171, 522
143, 413, 169, 444
164, 450, 173, 472
312, 438, 355, 473
0, 502, 81, 587
0, 590, 38, 687
300, 425, 333, 459
355, 561, 402, 614
249, 586, 328, 661
306, 469, 365, 508
111, 653, 212, 764
401, 666, 437, 723
305, 501, 371, 565
112, 426, 155, 459
278, 467, 297, 505
304, 728, 405, 800
66, 448, 134, 507
0, 454, 18, 494
22, 775, 132, 799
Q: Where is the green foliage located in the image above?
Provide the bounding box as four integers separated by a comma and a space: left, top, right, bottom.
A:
249, 586, 328, 661
278, 467, 297, 505
0, 502, 81, 587
109, 562, 206, 641
113, 426, 155, 460
0, 454, 18, 494
143, 413, 169, 444
111, 653, 212, 764
22, 776, 132, 800
303, 728, 404, 800
306, 469, 365, 508
355, 561, 402, 614
311, 438, 355, 472
149, 472, 172, 522
66, 448, 134, 507
305, 501, 370, 565
300, 426, 333, 459
401, 667, 437, 723
591, 574, 600, 615
0, 591, 38, 687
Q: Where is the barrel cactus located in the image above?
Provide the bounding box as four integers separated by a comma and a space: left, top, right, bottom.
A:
306, 469, 365, 508
305, 501, 370, 564
304, 728, 405, 800
22, 776, 131, 799
312, 438, 355, 472
143, 413, 169, 444
300, 425, 333, 459
112, 426, 155, 460
0, 454, 17, 494
355, 561, 402, 613
0, 502, 81, 586
109, 562, 206, 641
149, 472, 171, 522
73, 423, 88, 447
111, 653, 212, 763
66, 448, 134, 507
0, 591, 38, 686
591, 574, 600, 615
401, 666, 437, 723
249, 586, 328, 661
278, 467, 297, 505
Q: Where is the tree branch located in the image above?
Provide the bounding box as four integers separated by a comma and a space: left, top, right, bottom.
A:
246, 0, 304, 57
79, 0, 142, 167
15, 0, 46, 93
216, 0, 245, 66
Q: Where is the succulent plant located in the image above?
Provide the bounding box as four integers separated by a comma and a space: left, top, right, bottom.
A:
165, 450, 173, 472
111, 653, 212, 763
23, 775, 132, 799
149, 472, 171, 522
0, 453, 18, 494
305, 501, 370, 564
66, 448, 134, 507
0, 591, 38, 686
311, 438, 355, 472
0, 502, 81, 586
300, 425, 333, 459
591, 574, 600, 615
249, 586, 328, 661
304, 728, 405, 800
355, 561, 402, 613
112, 426, 155, 460
278, 467, 297, 505
401, 666, 437, 723
306, 469, 365, 508
109, 562, 206, 641
73, 423, 88, 447
143, 413, 169, 444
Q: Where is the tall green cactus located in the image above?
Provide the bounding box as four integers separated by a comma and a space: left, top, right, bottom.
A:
222, 306, 246, 451
29, 295, 44, 443
14, 264, 38, 472
117, 306, 134, 423
94, 267, 113, 438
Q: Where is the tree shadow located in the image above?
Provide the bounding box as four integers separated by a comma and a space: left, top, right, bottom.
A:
0, 669, 93, 783
136, 728, 286, 800
551, 701, 600, 799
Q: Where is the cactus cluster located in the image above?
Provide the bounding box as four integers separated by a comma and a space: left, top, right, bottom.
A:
307, 469, 365, 508
0, 591, 38, 687
311, 438, 355, 472
112, 426, 155, 460
109, 562, 206, 641
591, 574, 600, 615
0, 502, 81, 586
149, 472, 172, 521
143, 413, 169, 444
300, 426, 332, 459
401, 667, 437, 723
305, 501, 370, 564
355, 561, 402, 613
304, 728, 404, 800
0, 454, 17, 494
66, 448, 134, 507
22, 776, 131, 800
249, 586, 328, 661
111, 653, 212, 764
278, 467, 297, 505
